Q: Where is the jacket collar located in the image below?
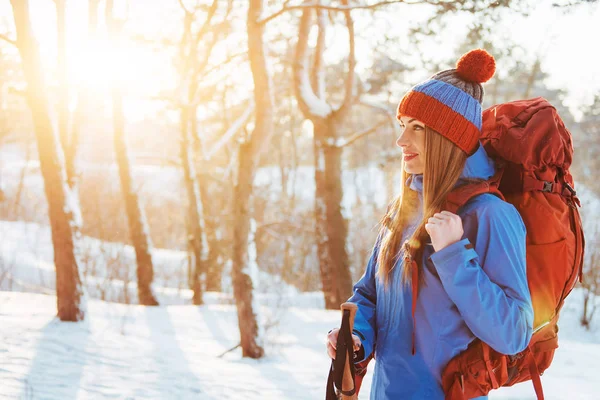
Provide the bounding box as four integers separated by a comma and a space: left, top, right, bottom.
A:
407, 143, 495, 194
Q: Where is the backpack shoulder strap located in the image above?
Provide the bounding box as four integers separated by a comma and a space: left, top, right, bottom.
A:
444, 168, 504, 214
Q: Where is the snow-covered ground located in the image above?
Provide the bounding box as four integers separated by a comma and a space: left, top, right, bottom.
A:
1, 214, 599, 399
0, 288, 598, 400
0, 291, 342, 400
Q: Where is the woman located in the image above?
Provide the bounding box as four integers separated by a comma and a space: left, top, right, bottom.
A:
326, 49, 534, 399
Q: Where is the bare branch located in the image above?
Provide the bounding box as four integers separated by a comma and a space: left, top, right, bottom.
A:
0, 33, 17, 46
191, 22, 227, 80
336, 0, 356, 119
197, 51, 247, 79
259, 0, 420, 25
194, 0, 219, 46
217, 343, 241, 358
293, 5, 332, 119
205, 102, 255, 161
310, 9, 327, 98
330, 120, 387, 148
177, 0, 191, 15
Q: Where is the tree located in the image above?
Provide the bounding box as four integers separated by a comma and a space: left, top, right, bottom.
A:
228, 0, 276, 358
55, 0, 68, 160
176, 1, 213, 305
105, 0, 158, 306
291, 0, 369, 309
581, 241, 599, 328
10, 0, 85, 320
174, 0, 235, 304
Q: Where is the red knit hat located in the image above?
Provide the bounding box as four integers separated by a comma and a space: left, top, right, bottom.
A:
397, 49, 496, 155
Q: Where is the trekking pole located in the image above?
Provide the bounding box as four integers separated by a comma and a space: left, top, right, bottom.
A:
340, 302, 358, 400
326, 302, 359, 400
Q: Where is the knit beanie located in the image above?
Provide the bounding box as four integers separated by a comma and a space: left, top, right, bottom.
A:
397, 49, 496, 155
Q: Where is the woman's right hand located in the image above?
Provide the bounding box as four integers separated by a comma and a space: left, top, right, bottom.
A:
326, 328, 362, 359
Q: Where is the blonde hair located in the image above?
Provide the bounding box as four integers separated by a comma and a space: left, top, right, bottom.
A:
377, 126, 469, 286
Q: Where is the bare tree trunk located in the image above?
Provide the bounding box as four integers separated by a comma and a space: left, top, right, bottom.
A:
55, 0, 68, 154
313, 134, 336, 308
181, 105, 207, 305
175, 0, 224, 296
200, 178, 222, 292
10, 0, 84, 321
293, 2, 355, 309
111, 92, 158, 306
581, 248, 599, 329
523, 58, 541, 99
106, 0, 158, 306
229, 0, 274, 358
12, 140, 32, 217
203, 98, 255, 293
314, 120, 352, 308
232, 141, 264, 358
325, 143, 352, 304
277, 114, 297, 283
581, 293, 591, 328
194, 138, 221, 292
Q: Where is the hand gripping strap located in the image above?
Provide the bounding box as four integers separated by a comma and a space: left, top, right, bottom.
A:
326, 309, 356, 399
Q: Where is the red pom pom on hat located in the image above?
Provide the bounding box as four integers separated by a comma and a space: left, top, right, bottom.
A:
456, 49, 496, 83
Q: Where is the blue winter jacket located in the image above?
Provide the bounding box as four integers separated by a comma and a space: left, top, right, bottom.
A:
349, 145, 534, 399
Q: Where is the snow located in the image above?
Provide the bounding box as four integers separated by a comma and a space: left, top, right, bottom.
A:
324, 137, 348, 148
0, 288, 598, 399
298, 77, 332, 118
1, 212, 599, 399
0, 292, 342, 399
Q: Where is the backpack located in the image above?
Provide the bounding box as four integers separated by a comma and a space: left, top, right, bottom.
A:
441, 97, 585, 400
351, 97, 585, 399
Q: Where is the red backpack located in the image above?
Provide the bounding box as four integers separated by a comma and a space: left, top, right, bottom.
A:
353, 98, 585, 399
442, 97, 585, 400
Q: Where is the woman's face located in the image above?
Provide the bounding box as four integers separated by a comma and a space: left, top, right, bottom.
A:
397, 116, 426, 174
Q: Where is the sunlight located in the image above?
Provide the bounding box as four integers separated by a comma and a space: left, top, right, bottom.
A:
68, 38, 158, 96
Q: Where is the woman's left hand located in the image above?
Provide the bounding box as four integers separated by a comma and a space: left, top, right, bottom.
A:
425, 211, 464, 252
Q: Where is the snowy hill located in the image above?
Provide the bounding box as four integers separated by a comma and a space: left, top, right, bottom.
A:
0, 289, 599, 400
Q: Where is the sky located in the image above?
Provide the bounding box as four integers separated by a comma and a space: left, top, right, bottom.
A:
494, 1, 600, 118
0, 0, 598, 121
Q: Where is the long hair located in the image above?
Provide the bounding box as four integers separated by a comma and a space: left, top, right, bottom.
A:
376, 126, 469, 286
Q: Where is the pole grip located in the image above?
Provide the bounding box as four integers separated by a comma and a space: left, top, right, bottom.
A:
341, 302, 358, 399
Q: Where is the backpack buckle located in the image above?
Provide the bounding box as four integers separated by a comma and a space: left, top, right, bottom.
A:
542, 181, 554, 192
